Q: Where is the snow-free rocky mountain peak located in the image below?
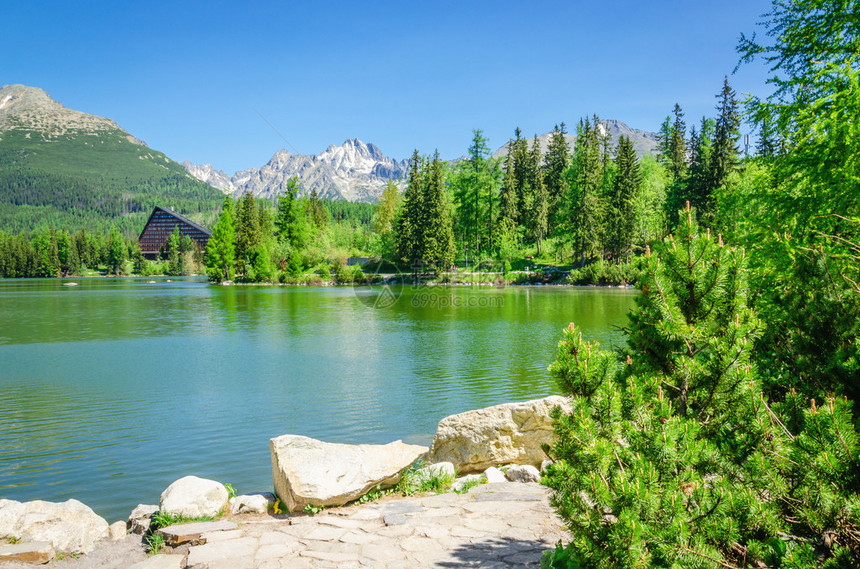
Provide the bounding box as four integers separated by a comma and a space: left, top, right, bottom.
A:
0, 84, 146, 146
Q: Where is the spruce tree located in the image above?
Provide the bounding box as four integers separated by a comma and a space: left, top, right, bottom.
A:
605, 136, 640, 263
668, 103, 688, 180
396, 150, 425, 269
499, 149, 519, 225
421, 151, 455, 272
657, 115, 672, 166
528, 135, 548, 255
569, 116, 605, 265
710, 77, 741, 197
544, 123, 571, 236
688, 116, 716, 213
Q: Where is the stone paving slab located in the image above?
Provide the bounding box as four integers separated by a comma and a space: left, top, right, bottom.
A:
0, 541, 54, 564
127, 554, 185, 569
157, 520, 239, 546
7, 481, 569, 569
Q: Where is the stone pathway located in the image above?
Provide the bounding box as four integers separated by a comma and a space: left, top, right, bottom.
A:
3, 482, 569, 568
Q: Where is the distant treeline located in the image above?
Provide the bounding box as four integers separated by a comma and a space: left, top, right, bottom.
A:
0, 227, 141, 278
0, 168, 223, 234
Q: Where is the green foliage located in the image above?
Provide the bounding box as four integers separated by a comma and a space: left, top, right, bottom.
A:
0, 126, 223, 234
395, 460, 455, 495
545, 207, 860, 569
355, 484, 392, 505
733, 0, 860, 404
145, 532, 165, 555
396, 150, 455, 271
302, 504, 325, 515
224, 483, 237, 500
605, 136, 640, 263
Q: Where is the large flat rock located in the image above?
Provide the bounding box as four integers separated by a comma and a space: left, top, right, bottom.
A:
0, 499, 109, 555
270, 435, 427, 512
426, 396, 571, 473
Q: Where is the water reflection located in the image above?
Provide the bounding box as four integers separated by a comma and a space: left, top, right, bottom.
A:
0, 279, 635, 520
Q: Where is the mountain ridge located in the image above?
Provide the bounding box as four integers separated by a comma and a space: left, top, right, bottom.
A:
0, 84, 223, 233
183, 120, 660, 204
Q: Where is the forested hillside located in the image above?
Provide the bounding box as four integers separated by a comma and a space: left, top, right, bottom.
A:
0, 84, 225, 234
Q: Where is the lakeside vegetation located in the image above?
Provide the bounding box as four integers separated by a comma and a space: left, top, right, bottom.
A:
0, 0, 857, 566
541, 1, 860, 567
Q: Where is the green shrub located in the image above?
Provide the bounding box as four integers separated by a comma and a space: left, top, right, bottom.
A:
544, 207, 860, 569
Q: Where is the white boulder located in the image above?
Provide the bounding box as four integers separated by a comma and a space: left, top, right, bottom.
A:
506, 464, 541, 483
0, 498, 109, 554
426, 396, 570, 473
270, 435, 427, 512
415, 462, 455, 482
482, 466, 507, 484
159, 476, 228, 518
229, 493, 275, 515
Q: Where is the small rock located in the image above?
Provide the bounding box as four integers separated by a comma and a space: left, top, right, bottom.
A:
481, 467, 507, 484
160, 476, 228, 518
108, 520, 127, 540
415, 462, 455, 482
229, 493, 275, 515
0, 541, 55, 564
506, 464, 541, 483
540, 459, 554, 473
127, 504, 158, 535
157, 520, 238, 546
451, 474, 483, 493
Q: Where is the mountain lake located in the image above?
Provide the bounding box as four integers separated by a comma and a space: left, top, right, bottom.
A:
0, 278, 636, 521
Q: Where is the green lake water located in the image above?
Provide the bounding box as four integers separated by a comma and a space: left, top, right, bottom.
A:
0, 278, 636, 521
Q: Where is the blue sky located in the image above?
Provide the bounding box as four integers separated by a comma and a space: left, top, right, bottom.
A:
4, 1, 773, 174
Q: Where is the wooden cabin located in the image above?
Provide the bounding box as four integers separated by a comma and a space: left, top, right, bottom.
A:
138, 206, 212, 260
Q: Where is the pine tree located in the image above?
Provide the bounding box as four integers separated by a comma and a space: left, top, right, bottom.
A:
544, 204, 860, 569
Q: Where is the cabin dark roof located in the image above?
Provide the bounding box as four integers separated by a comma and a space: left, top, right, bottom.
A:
138, 206, 212, 258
